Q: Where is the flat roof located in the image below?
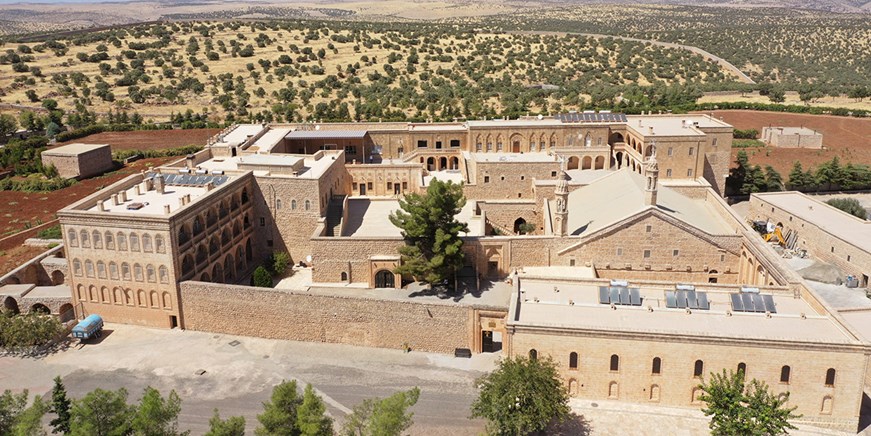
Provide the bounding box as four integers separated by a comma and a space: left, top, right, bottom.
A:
214, 124, 267, 147
89, 184, 211, 215
754, 191, 871, 249
197, 152, 339, 179
562, 169, 734, 237
341, 198, 484, 237
249, 128, 292, 152
408, 124, 466, 132
285, 130, 368, 140
765, 127, 821, 135
424, 170, 464, 185
44, 143, 109, 155
239, 154, 304, 167
513, 277, 856, 344
466, 119, 562, 128
626, 115, 731, 137
24, 285, 71, 299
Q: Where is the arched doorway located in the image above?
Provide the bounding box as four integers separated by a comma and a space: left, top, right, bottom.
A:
450, 156, 459, 170
615, 152, 623, 169
514, 218, 529, 235
58, 303, 74, 322
426, 157, 435, 171
31, 303, 50, 315
51, 270, 65, 285
582, 156, 592, 170
512, 140, 521, 153
567, 156, 579, 170
439, 157, 448, 170
594, 156, 605, 169
374, 270, 394, 288
708, 270, 719, 283
3, 297, 19, 314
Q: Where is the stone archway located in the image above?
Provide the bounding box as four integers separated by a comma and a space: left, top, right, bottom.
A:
3, 297, 20, 314
374, 270, 395, 288
615, 152, 623, 169
567, 156, 579, 170
58, 303, 74, 322
51, 270, 65, 285
30, 303, 50, 314
582, 156, 592, 170
514, 218, 529, 235
426, 157, 435, 171
439, 156, 448, 171
594, 156, 605, 169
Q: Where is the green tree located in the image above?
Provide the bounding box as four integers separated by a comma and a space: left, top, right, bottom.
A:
786, 161, 814, 191
764, 166, 783, 192
70, 388, 134, 436
252, 266, 273, 288
49, 376, 72, 435
296, 385, 332, 436
256, 380, 302, 436
271, 251, 291, 277
204, 410, 245, 436
13, 395, 48, 436
470, 356, 570, 435
388, 179, 468, 289
341, 388, 420, 436
0, 114, 18, 137
19, 111, 43, 132
699, 369, 800, 436
0, 390, 28, 434
45, 122, 61, 139
131, 387, 187, 436
825, 198, 867, 220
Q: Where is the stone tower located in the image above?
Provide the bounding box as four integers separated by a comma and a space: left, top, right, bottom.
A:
644, 143, 659, 206
554, 166, 570, 237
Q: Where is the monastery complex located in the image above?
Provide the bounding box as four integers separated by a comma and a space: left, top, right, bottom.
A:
2, 112, 871, 431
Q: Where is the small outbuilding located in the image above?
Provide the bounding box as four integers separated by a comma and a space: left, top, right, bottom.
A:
762, 127, 823, 149
41, 143, 113, 179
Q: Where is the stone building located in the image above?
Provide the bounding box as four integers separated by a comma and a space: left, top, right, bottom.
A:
50, 113, 871, 432
762, 127, 823, 149
41, 143, 113, 179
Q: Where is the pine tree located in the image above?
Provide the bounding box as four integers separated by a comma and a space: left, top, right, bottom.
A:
69, 388, 134, 436
131, 387, 187, 436
388, 179, 468, 290
256, 380, 302, 436
205, 410, 245, 436
49, 376, 71, 435
296, 385, 332, 436
763, 166, 783, 192
341, 388, 420, 436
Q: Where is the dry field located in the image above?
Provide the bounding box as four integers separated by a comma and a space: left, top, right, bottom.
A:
56, 128, 219, 151
694, 110, 871, 175
698, 91, 871, 112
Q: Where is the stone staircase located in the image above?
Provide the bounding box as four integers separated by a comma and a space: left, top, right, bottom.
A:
325, 195, 346, 236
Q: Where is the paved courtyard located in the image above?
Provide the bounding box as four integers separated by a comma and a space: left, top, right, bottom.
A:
0, 325, 861, 435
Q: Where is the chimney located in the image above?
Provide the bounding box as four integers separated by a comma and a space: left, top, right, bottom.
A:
111, 194, 120, 205
97, 201, 105, 212
134, 184, 142, 195
179, 197, 186, 208
185, 154, 196, 169
154, 173, 165, 194
164, 205, 171, 215
119, 190, 128, 202
648, 126, 654, 135
205, 182, 214, 192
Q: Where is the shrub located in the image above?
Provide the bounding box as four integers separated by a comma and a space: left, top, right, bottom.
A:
271, 251, 291, 276
252, 266, 272, 288
733, 129, 758, 139
0, 311, 63, 351
37, 225, 62, 239
826, 198, 867, 220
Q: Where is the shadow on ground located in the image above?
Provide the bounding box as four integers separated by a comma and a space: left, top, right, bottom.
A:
859, 393, 871, 433
544, 413, 593, 436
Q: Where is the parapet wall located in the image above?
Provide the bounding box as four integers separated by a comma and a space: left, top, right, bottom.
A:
179, 281, 475, 353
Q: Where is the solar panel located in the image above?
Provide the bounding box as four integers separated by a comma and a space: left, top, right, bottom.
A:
741, 293, 755, 311
762, 294, 776, 313
730, 293, 744, 312
687, 290, 699, 309
629, 288, 641, 306
619, 287, 630, 305
676, 290, 687, 308
598, 286, 610, 304
697, 292, 710, 310
665, 291, 677, 308
610, 287, 620, 305
752, 294, 767, 313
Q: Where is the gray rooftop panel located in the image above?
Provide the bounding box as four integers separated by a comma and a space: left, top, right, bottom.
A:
665, 291, 677, 308
598, 286, 609, 304
630, 288, 641, 306
676, 290, 687, 308
762, 294, 776, 313
752, 294, 767, 313
730, 293, 744, 312
619, 287, 630, 305
697, 292, 710, 310
741, 293, 755, 312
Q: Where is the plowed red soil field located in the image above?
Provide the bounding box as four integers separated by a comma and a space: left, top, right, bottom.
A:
693, 110, 871, 175
57, 128, 219, 150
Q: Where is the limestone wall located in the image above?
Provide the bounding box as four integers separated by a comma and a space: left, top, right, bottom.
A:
179, 281, 474, 353
310, 237, 405, 283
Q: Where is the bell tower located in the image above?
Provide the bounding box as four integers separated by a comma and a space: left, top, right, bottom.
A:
554, 163, 570, 236
644, 142, 659, 206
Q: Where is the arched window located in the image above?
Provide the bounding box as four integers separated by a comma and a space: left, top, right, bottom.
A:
780, 366, 791, 384
206, 209, 217, 227
133, 264, 143, 281
305, 200, 311, 211
158, 266, 169, 284
146, 265, 156, 282
68, 229, 78, 247
340, 272, 348, 281
105, 231, 114, 249
276, 199, 282, 210
652, 357, 662, 375
142, 234, 153, 252
73, 259, 82, 276
178, 227, 189, 246
529, 349, 538, 360
737, 362, 746, 376
117, 232, 128, 251
693, 360, 704, 377
610, 354, 619, 372
121, 263, 131, 280
193, 217, 203, 236
92, 231, 102, 249
825, 368, 836, 386
84, 260, 94, 277
96, 261, 106, 279
130, 233, 140, 251
80, 230, 90, 248
291, 199, 297, 210
155, 235, 165, 253
162, 292, 172, 309
109, 262, 119, 280
221, 229, 231, 246
569, 352, 578, 370
241, 189, 249, 204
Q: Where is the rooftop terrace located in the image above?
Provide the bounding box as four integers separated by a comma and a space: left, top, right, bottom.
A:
341, 198, 485, 237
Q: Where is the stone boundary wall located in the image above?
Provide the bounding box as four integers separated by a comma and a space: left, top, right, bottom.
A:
179, 281, 476, 353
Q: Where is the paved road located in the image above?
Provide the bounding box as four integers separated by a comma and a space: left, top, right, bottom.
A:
510, 31, 755, 85
0, 325, 495, 435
